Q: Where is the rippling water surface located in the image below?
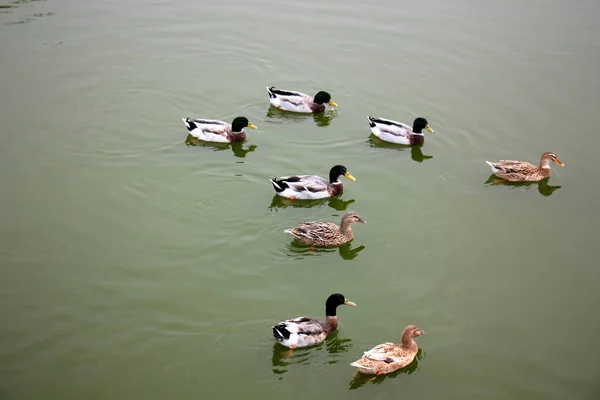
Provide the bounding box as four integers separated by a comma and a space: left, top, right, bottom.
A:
1, 0, 599, 398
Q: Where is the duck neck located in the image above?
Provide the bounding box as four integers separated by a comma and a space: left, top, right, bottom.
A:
401, 332, 417, 350
329, 173, 342, 184
539, 157, 551, 169
324, 304, 339, 333
338, 219, 353, 236
323, 315, 338, 333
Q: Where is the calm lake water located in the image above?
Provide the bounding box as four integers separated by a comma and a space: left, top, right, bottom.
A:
1, 0, 600, 399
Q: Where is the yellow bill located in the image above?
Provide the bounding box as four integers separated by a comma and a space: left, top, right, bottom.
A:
425, 124, 435, 134
344, 299, 356, 306
328, 99, 338, 107
344, 171, 356, 181
247, 123, 258, 130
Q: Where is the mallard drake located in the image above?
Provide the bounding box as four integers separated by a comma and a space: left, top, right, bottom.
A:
269, 165, 355, 200
182, 116, 257, 143
351, 325, 425, 375
285, 211, 366, 247
272, 293, 356, 349
266, 87, 338, 113
486, 151, 564, 182
367, 116, 434, 145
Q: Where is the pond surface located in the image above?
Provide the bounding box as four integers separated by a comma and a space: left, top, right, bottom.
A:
1, 0, 599, 398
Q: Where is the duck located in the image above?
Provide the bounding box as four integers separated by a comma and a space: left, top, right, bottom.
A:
182, 116, 257, 143
272, 293, 356, 349
269, 165, 355, 200
350, 325, 425, 375
266, 86, 338, 113
285, 211, 366, 247
486, 151, 564, 182
367, 116, 434, 145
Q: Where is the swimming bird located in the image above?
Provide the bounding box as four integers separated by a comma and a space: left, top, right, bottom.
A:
350, 325, 425, 375
269, 165, 355, 200
367, 116, 434, 145
272, 293, 356, 349
266, 86, 338, 113
485, 151, 564, 182
284, 211, 366, 247
182, 116, 257, 143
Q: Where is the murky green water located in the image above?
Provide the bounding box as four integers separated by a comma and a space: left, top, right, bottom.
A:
2, 0, 599, 398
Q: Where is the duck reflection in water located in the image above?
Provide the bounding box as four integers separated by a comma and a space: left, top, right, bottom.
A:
348, 348, 425, 390
368, 137, 433, 163
484, 175, 561, 197
185, 136, 257, 158
271, 332, 353, 376
266, 106, 337, 127
269, 195, 355, 212
286, 240, 366, 260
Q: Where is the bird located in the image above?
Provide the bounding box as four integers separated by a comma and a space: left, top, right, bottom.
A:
350, 325, 425, 375
367, 116, 434, 145
182, 116, 257, 143
485, 151, 564, 182
284, 211, 366, 247
269, 165, 355, 200
272, 293, 356, 349
266, 86, 338, 113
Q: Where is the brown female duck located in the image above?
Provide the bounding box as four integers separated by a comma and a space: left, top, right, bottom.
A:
284, 211, 366, 246
486, 151, 564, 182
351, 325, 425, 375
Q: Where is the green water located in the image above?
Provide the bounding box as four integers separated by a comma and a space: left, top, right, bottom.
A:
1, 0, 599, 399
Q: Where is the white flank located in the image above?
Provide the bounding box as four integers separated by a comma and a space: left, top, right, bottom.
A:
276, 187, 330, 200
368, 117, 415, 145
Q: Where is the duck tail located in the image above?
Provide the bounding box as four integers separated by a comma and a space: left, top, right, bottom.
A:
272, 326, 283, 341
266, 86, 276, 98
272, 323, 290, 341
269, 178, 284, 192
367, 116, 377, 127
182, 118, 197, 132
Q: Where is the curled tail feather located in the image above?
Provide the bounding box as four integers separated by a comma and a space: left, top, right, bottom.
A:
269, 178, 285, 192
272, 323, 290, 341
182, 118, 197, 132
